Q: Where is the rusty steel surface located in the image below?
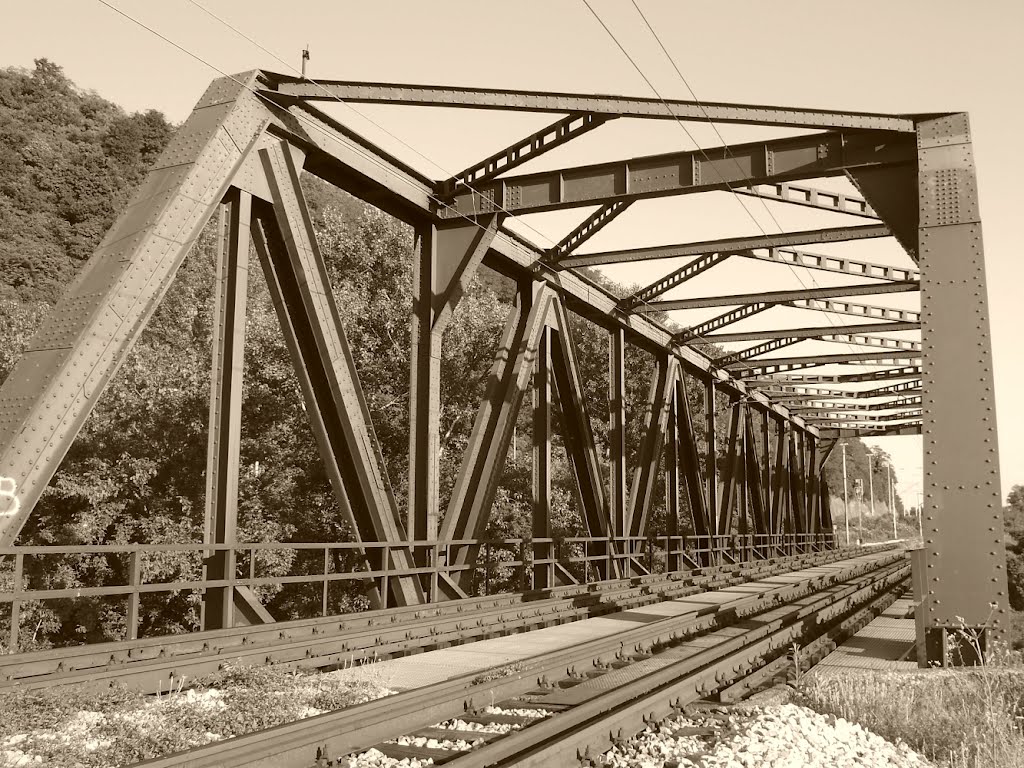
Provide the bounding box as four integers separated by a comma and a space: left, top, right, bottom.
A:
0, 72, 1004, 668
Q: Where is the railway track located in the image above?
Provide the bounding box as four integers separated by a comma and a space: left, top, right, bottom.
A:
4, 546, 868, 694
130, 546, 907, 768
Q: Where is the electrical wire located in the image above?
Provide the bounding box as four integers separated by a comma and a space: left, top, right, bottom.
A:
581, 0, 872, 362
91, 0, 794, 386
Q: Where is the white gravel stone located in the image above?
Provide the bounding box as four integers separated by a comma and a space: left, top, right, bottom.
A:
600, 703, 933, 768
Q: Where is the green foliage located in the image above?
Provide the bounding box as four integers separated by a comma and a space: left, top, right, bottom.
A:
0, 59, 172, 303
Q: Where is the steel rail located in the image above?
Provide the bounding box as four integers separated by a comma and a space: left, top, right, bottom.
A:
129, 548, 901, 768
2, 548, 842, 693
475, 565, 909, 768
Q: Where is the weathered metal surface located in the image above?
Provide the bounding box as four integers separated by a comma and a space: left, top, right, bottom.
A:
266, 77, 918, 132
639, 280, 919, 313
916, 114, 1008, 653
445, 132, 916, 220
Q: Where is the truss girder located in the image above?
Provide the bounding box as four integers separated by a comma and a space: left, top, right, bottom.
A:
639, 280, 919, 313
549, 201, 631, 259
264, 94, 817, 432
754, 380, 922, 400
440, 284, 555, 545
267, 77, 917, 132
624, 225, 896, 303
791, 297, 921, 323
819, 423, 923, 437
715, 338, 802, 366
734, 183, 878, 219
408, 216, 500, 543
561, 223, 892, 270
745, 366, 923, 385
443, 113, 610, 195
709, 320, 919, 344
442, 131, 916, 221
259, 143, 424, 605
627, 358, 678, 538
737, 354, 921, 378
791, 395, 923, 412
675, 374, 711, 537
739, 247, 919, 282
676, 303, 771, 343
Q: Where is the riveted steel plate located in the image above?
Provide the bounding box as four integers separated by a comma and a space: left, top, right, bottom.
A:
917, 113, 970, 149
26, 293, 105, 351
919, 144, 980, 227
919, 112, 1007, 636
194, 71, 259, 110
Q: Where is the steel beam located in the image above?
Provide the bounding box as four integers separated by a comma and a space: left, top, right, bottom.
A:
676, 374, 711, 537
609, 329, 627, 539
715, 338, 802, 367
738, 247, 918, 283
791, 396, 923, 412
533, 326, 552, 590
821, 333, 922, 352
547, 298, 612, 571
548, 201, 631, 260
408, 215, 500, 545
442, 113, 610, 196
819, 423, 922, 437
916, 114, 1008, 655
734, 350, 922, 370
675, 303, 771, 343
735, 182, 877, 219
266, 96, 817, 433
257, 142, 423, 606
624, 252, 732, 309
562, 224, 891, 270
706, 380, 719, 536
203, 190, 251, 631
791, 297, 920, 323
443, 132, 916, 220
708, 320, 919, 344
267, 77, 918, 132
638, 280, 919, 313
441, 284, 554, 559
739, 357, 921, 379
628, 358, 678, 538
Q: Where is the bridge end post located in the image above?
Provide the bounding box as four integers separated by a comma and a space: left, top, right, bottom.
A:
917, 112, 1008, 665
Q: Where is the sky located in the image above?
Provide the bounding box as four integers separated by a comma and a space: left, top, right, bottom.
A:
2, 0, 1021, 507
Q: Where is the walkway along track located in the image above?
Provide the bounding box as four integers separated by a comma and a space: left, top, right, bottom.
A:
2, 547, 871, 694
130, 547, 906, 767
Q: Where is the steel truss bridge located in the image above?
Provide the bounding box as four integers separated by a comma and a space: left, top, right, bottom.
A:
0, 71, 1007, 670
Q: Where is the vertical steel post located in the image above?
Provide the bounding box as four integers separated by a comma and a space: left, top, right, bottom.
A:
609, 328, 627, 559
706, 379, 718, 539
203, 190, 251, 631
917, 113, 1008, 661
842, 443, 850, 546
408, 218, 499, 547
665, 389, 680, 572
533, 326, 553, 590
868, 452, 875, 521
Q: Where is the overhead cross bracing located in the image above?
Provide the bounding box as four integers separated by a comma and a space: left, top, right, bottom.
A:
0, 67, 1004, 668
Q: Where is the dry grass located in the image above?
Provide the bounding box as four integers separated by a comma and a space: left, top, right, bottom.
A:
798, 663, 1024, 767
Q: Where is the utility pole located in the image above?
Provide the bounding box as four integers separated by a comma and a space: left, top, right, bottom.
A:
917, 491, 924, 541
888, 462, 896, 539
868, 452, 875, 520
301, 46, 310, 78
841, 443, 849, 546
